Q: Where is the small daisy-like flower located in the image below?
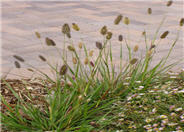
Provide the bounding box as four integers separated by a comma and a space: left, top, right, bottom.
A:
135, 80, 141, 83
169, 105, 175, 111
152, 108, 157, 113
145, 118, 153, 123
168, 123, 178, 126
161, 119, 168, 124
180, 114, 184, 119
159, 115, 167, 119
175, 107, 182, 112
171, 112, 177, 117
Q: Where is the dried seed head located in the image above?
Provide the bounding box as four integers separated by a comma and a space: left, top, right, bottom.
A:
142, 31, 146, 36
149, 44, 156, 50
67, 45, 75, 52
27, 68, 34, 72
72, 23, 80, 31
60, 64, 68, 75
14, 61, 21, 68
96, 42, 103, 50
100, 26, 108, 35
130, 58, 138, 65
118, 35, 123, 41
45, 37, 56, 46
114, 14, 123, 25
160, 31, 169, 39
84, 58, 89, 65
38, 55, 46, 62
148, 8, 152, 14
90, 61, 94, 67
106, 32, 113, 40
133, 45, 139, 52
66, 33, 71, 38
72, 57, 77, 64
35, 32, 41, 39
124, 17, 130, 25
89, 50, 94, 57
167, 0, 173, 6
13, 55, 25, 62
78, 42, 83, 49
147, 49, 153, 56
179, 18, 184, 26
62, 23, 70, 34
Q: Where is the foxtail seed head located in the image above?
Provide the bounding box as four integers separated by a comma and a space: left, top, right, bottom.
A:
38, 55, 47, 62
114, 15, 123, 25
14, 61, 21, 68
118, 35, 123, 41
96, 42, 103, 50
160, 31, 169, 39
106, 32, 112, 40
62, 23, 70, 34
72, 23, 80, 31
78, 42, 83, 49
133, 45, 139, 52
179, 18, 184, 26
67, 45, 75, 52
45, 37, 56, 46
167, 0, 173, 6
72, 57, 77, 64
60, 64, 68, 75
130, 58, 138, 65
35, 32, 41, 39
89, 50, 94, 57
84, 58, 89, 65
100, 26, 108, 35
124, 17, 130, 25
13, 55, 25, 62
90, 61, 94, 67
148, 8, 152, 14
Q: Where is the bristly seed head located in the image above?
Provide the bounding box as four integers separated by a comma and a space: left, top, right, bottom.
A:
148, 8, 152, 14
100, 26, 108, 35
78, 42, 83, 49
67, 45, 75, 52
96, 41, 103, 50
149, 44, 156, 50
13, 55, 25, 62
124, 17, 130, 25
142, 31, 146, 36
27, 68, 34, 72
60, 64, 68, 75
72, 57, 77, 64
106, 32, 113, 40
118, 35, 123, 41
14, 61, 21, 68
72, 23, 80, 31
89, 50, 94, 57
130, 58, 138, 65
160, 31, 169, 39
90, 61, 94, 67
38, 55, 47, 62
35, 32, 41, 39
45, 37, 56, 46
179, 18, 184, 26
133, 45, 139, 52
167, 0, 173, 6
62, 23, 70, 34
114, 14, 123, 25
84, 58, 89, 65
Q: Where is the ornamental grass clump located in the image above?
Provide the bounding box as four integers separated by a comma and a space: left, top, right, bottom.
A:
1, 1, 184, 131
